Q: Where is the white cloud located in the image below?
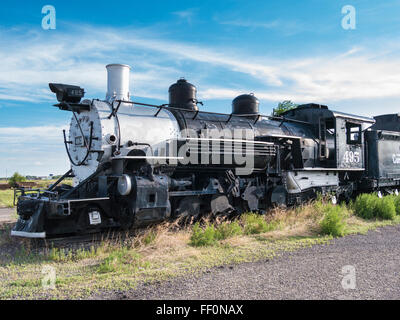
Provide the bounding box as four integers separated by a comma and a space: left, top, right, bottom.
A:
217, 18, 308, 36
0, 25, 282, 104
0, 124, 70, 176
172, 9, 197, 24
219, 19, 280, 29
1, 25, 400, 109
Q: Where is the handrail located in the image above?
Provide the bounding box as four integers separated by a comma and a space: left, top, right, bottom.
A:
113, 100, 313, 126
62, 102, 94, 167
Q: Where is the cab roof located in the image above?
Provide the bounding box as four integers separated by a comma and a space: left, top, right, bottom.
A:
281, 103, 375, 124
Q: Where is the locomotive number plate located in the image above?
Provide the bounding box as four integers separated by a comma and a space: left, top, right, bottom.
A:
343, 151, 360, 163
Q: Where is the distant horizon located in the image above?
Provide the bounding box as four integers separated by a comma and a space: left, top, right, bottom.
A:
0, 173, 62, 180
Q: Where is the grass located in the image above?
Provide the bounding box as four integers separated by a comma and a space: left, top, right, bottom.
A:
241, 213, 278, 235
190, 223, 217, 246
190, 214, 277, 247
1, 194, 400, 299
97, 248, 149, 274
46, 246, 100, 262
0, 190, 14, 208
215, 221, 243, 240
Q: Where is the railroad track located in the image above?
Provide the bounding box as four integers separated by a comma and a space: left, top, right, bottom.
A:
30, 224, 170, 248
33, 230, 135, 248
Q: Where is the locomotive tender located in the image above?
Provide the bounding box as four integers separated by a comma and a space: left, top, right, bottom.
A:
11, 64, 400, 238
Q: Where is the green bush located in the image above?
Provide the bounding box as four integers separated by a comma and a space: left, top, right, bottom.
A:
391, 195, 400, 215
215, 221, 243, 240
190, 219, 251, 246
354, 193, 397, 220
190, 223, 217, 247
8, 172, 26, 187
320, 204, 347, 237
376, 197, 396, 220
273, 100, 298, 116
241, 213, 276, 235
354, 194, 376, 219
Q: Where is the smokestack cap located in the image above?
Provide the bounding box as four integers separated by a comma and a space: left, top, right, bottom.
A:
106, 64, 131, 69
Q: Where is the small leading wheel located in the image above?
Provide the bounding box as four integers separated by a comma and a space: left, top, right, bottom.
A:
267, 185, 288, 208
173, 196, 202, 223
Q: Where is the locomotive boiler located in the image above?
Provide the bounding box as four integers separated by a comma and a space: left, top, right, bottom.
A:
12, 63, 397, 239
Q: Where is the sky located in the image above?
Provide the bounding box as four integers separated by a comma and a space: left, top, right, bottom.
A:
1, 0, 400, 176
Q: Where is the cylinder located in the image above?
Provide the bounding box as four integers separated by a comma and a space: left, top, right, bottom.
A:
232, 94, 259, 115
106, 64, 131, 102
169, 78, 198, 111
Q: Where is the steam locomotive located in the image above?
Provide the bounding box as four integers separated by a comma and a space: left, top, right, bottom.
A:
11, 64, 400, 238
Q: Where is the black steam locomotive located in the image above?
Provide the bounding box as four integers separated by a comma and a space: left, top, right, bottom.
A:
11, 64, 400, 238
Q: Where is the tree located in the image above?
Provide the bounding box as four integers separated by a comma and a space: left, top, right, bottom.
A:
8, 172, 26, 187
272, 100, 298, 116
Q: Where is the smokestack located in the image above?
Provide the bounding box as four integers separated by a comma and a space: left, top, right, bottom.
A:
106, 64, 131, 102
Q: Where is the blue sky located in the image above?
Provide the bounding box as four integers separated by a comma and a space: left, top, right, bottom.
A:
1, 0, 400, 176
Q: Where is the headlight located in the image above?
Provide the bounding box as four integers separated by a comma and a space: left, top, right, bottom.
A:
118, 174, 132, 196
49, 83, 85, 103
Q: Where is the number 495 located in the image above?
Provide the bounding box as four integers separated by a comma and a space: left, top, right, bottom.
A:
344, 151, 360, 163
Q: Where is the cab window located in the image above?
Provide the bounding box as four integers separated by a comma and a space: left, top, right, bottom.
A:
346, 122, 361, 144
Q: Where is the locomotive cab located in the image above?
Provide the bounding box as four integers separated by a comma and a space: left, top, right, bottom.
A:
280, 104, 374, 203
282, 104, 374, 170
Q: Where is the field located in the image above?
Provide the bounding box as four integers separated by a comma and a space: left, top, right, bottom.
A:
0, 190, 14, 208
1, 194, 399, 300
